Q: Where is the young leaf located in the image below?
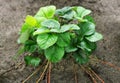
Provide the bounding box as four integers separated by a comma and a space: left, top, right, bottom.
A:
76, 6, 91, 18
41, 19, 60, 29
56, 33, 70, 47
25, 15, 37, 27
79, 22, 95, 36
33, 27, 50, 36
21, 23, 31, 33
24, 56, 41, 66
85, 32, 103, 42
45, 45, 64, 62
34, 16, 47, 27
60, 24, 80, 32
35, 5, 56, 18
37, 33, 58, 49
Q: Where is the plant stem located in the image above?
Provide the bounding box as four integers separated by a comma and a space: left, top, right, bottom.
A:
80, 65, 97, 83
22, 60, 46, 83
73, 64, 78, 83
47, 62, 51, 83
88, 67, 104, 83
99, 60, 120, 71
90, 56, 120, 71
36, 60, 50, 83
0, 62, 23, 76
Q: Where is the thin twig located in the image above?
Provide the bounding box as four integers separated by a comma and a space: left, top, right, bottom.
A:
99, 60, 120, 71
0, 62, 23, 76
80, 65, 97, 83
88, 67, 104, 83
73, 64, 78, 83
22, 60, 46, 83
89, 56, 120, 71
36, 61, 50, 83
47, 62, 51, 83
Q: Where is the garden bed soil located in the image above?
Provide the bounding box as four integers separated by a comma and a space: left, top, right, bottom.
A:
0, 0, 120, 83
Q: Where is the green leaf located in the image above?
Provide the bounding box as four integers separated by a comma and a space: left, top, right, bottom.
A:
41, 19, 60, 29
78, 41, 91, 52
33, 27, 50, 36
35, 5, 56, 18
76, 6, 91, 18
24, 40, 36, 45
56, 33, 70, 47
85, 32, 103, 42
18, 30, 29, 44
65, 45, 78, 53
24, 56, 41, 66
60, 11, 75, 20
50, 28, 60, 33
24, 40, 37, 53
37, 34, 58, 49
29, 45, 37, 53
34, 17, 47, 27
25, 45, 37, 53
77, 40, 96, 53
79, 22, 95, 36
60, 24, 80, 32
73, 50, 89, 64
55, 6, 72, 15
25, 15, 37, 27
84, 15, 95, 24
21, 23, 31, 33
45, 45, 64, 62
55, 7, 75, 20
74, 17, 87, 22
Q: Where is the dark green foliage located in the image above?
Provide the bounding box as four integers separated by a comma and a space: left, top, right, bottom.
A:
17, 5, 103, 66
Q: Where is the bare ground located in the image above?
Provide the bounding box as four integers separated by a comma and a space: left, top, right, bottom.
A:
0, 0, 120, 83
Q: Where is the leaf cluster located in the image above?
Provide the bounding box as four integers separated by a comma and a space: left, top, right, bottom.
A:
17, 5, 103, 66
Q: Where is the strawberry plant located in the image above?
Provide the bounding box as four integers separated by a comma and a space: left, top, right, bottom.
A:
17, 5, 103, 66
